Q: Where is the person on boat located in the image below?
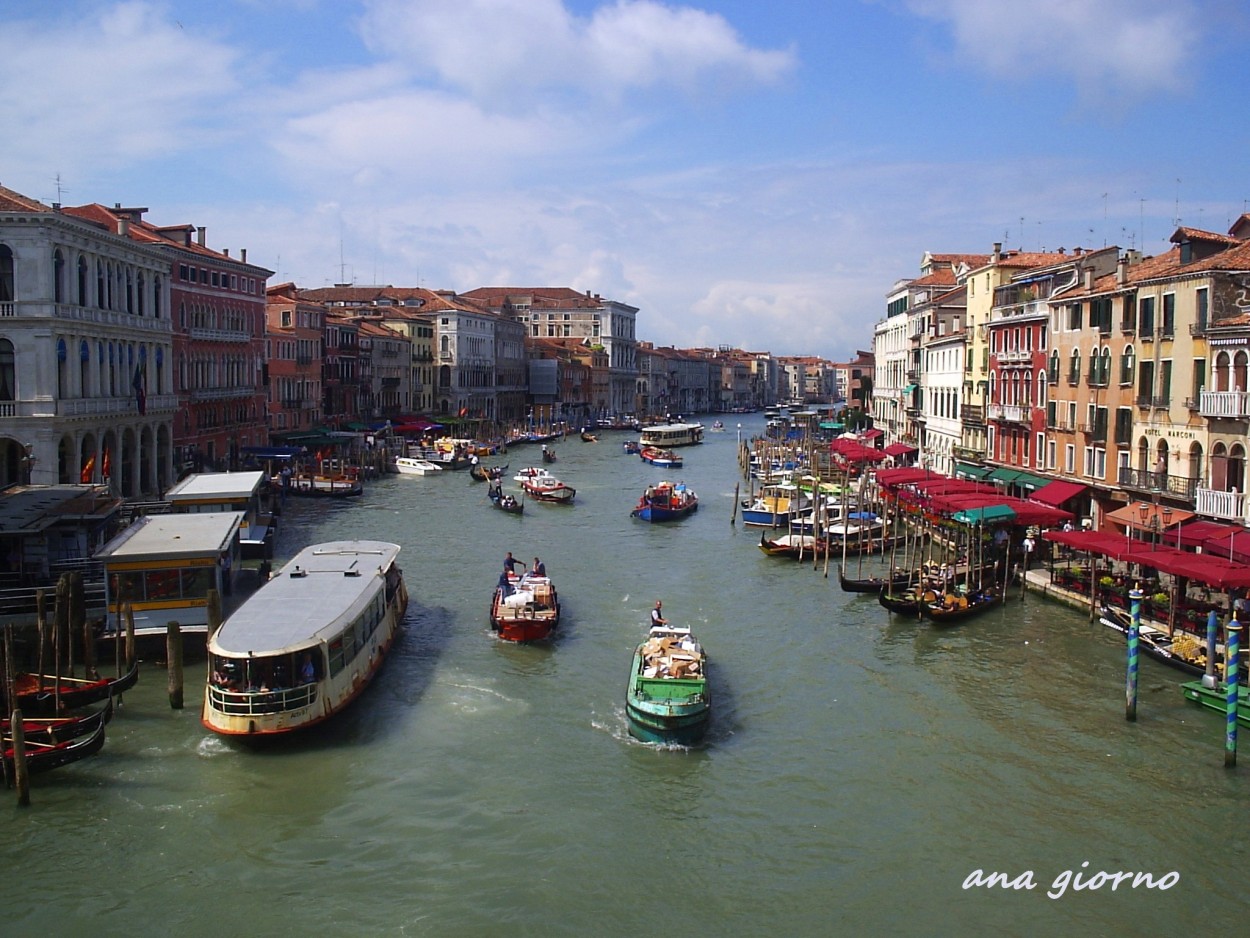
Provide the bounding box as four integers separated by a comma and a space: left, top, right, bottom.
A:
299, 653, 316, 684
503, 552, 524, 575
498, 570, 515, 597
532, 557, 546, 577
650, 600, 668, 627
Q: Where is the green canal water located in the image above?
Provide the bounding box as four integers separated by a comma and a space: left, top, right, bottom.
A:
2, 417, 1245, 936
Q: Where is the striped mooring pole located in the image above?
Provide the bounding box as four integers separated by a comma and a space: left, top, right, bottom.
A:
1225, 620, 1241, 769
1203, 609, 1220, 688
1126, 587, 1142, 722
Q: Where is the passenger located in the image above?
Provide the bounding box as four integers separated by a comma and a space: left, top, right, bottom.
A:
299, 653, 316, 684
533, 557, 546, 577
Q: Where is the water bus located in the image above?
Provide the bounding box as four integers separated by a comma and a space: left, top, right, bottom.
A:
202, 540, 408, 737
639, 422, 704, 448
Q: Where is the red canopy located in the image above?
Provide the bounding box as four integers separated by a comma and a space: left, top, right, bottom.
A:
1119, 545, 1250, 589
830, 439, 887, 461
861, 428, 884, 439
1201, 527, 1250, 564
1173, 519, 1240, 549
1029, 480, 1088, 507
883, 442, 919, 457
874, 467, 943, 490
1042, 529, 1141, 561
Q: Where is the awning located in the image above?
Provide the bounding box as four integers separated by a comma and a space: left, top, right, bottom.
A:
1118, 545, 1250, 589
952, 504, 1016, 525
902, 384, 918, 393
861, 428, 884, 439
1030, 480, 1088, 507
1042, 529, 1141, 561
1173, 519, 1239, 549
954, 462, 991, 480
883, 442, 918, 457
1104, 502, 1194, 532
1010, 471, 1051, 491
986, 467, 1021, 484
1202, 528, 1250, 564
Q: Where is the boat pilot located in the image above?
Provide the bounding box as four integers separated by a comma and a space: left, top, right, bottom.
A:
651, 600, 668, 627
503, 552, 524, 575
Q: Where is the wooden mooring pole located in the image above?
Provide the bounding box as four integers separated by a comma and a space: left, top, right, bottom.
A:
167, 622, 184, 710
1126, 588, 1142, 722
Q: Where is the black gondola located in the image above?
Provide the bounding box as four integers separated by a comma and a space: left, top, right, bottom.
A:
1, 698, 114, 745
541, 449, 558, 464
921, 589, 1005, 626
13, 660, 139, 715
840, 569, 917, 594
878, 585, 925, 616
3, 720, 106, 777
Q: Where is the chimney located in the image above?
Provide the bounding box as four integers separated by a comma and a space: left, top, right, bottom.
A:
117, 217, 130, 237
197, 226, 206, 247
241, 248, 247, 263
992, 242, 1002, 262
1116, 255, 1128, 285
223, 248, 230, 257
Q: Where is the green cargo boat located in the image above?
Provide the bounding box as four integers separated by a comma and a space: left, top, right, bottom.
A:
625, 625, 710, 745
1179, 679, 1250, 727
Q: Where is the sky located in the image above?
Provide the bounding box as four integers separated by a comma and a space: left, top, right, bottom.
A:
2, 0, 1248, 360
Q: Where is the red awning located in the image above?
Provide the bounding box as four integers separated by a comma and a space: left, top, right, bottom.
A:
1042, 529, 1141, 561
883, 442, 919, 457
874, 467, 943, 490
861, 428, 884, 439
1120, 545, 1250, 589
1173, 519, 1240, 549
1029, 480, 1088, 507
1201, 528, 1250, 564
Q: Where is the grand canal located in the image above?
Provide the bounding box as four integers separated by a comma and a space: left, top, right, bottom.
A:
2, 415, 1244, 936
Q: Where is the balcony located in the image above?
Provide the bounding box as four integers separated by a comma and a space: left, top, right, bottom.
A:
960, 404, 984, 427
987, 403, 1030, 424
1199, 389, 1250, 419
996, 348, 1033, 364
952, 445, 984, 461
1189, 320, 1208, 336
1118, 467, 1199, 502
1195, 488, 1249, 524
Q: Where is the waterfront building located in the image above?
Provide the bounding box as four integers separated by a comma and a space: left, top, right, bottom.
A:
322, 311, 360, 427
265, 283, 325, 436
831, 350, 874, 409
0, 184, 175, 496
872, 283, 910, 444
919, 290, 967, 476
357, 319, 412, 421
463, 287, 640, 420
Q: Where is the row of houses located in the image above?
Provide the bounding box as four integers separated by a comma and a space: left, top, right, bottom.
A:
872, 219, 1250, 529
0, 182, 854, 500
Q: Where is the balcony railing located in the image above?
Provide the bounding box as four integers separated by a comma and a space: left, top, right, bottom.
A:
1118, 467, 1199, 501
1189, 320, 1208, 336
988, 403, 1029, 424
1199, 389, 1250, 419
952, 445, 984, 461
1194, 488, 1249, 524
960, 404, 984, 426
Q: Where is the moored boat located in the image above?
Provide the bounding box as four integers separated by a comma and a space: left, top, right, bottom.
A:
741, 481, 803, 528
13, 661, 139, 715
631, 481, 698, 522
623, 440, 640, 454
758, 531, 829, 558
2, 698, 114, 745
1179, 679, 1250, 726
921, 587, 1005, 626
202, 540, 408, 737
394, 456, 442, 476
288, 473, 364, 497
3, 719, 107, 776
625, 624, 710, 745
490, 568, 560, 642
878, 585, 924, 616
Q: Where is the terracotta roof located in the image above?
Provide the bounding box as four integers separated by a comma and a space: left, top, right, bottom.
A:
0, 183, 50, 212
1171, 226, 1238, 247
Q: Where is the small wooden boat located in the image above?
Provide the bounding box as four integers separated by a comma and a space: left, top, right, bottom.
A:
490, 569, 559, 642
1179, 680, 1250, 727
631, 481, 698, 522
921, 588, 1005, 626
470, 463, 508, 482
625, 624, 710, 745
541, 448, 558, 464
581, 431, 599, 442
3, 719, 107, 776
839, 569, 916, 594
623, 440, 640, 454
522, 474, 576, 503
12, 661, 140, 715
513, 466, 552, 483
288, 473, 364, 496
639, 446, 682, 468
878, 585, 924, 616
758, 531, 829, 558
2, 698, 114, 745
490, 491, 525, 514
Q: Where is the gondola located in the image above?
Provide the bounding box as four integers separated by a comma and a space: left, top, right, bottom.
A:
3, 719, 107, 776
491, 492, 525, 514
541, 448, 558, 464
877, 585, 925, 616
921, 589, 1005, 626
839, 569, 917, 594
2, 698, 114, 745
581, 431, 599, 442
1098, 604, 1244, 683
470, 463, 508, 482
12, 660, 139, 715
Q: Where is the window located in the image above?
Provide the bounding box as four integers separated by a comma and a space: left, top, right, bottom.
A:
1138, 360, 1154, 404
1120, 346, 1135, 385
1192, 358, 1206, 403
1068, 348, 1081, 384
1114, 407, 1132, 445
1160, 359, 1172, 402
1138, 296, 1155, 334
1162, 294, 1175, 336
1196, 288, 1209, 330
1068, 303, 1082, 330
1065, 443, 1076, 474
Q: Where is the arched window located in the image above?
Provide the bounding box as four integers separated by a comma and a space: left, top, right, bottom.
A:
1120, 346, 1135, 386
1069, 348, 1080, 384
53, 249, 65, 304
1037, 369, 1048, 407
0, 244, 13, 303
1048, 349, 1059, 383
77, 256, 89, 306
79, 340, 90, 398
96, 260, 106, 309
1100, 348, 1112, 385
0, 338, 15, 401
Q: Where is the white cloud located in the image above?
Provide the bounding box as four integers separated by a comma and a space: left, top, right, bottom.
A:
906, 0, 1200, 100
357, 0, 795, 105
0, 2, 246, 182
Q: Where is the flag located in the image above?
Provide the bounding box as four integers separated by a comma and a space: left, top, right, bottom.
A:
80, 454, 95, 483
133, 364, 146, 416
102, 447, 111, 479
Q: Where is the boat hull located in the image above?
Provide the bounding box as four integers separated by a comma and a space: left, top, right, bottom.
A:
14, 661, 140, 715
625, 640, 709, 745
490, 576, 560, 643
1180, 680, 1250, 726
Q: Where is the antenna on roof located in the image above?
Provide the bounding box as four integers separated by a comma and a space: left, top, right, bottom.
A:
51, 172, 68, 205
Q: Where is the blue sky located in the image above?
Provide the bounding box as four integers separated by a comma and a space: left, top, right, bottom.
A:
2, 0, 1247, 359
